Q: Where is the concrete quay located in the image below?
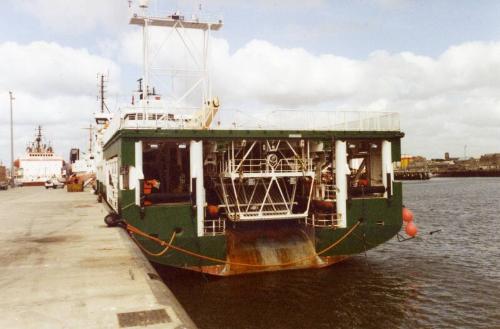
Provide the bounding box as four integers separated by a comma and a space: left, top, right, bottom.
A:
0, 187, 196, 329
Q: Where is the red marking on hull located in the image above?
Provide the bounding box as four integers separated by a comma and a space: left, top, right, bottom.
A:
184, 256, 350, 276
173, 221, 350, 276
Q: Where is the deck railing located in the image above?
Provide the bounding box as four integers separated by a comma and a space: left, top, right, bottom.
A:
224, 158, 313, 175
303, 212, 339, 228
103, 106, 400, 143
213, 109, 400, 132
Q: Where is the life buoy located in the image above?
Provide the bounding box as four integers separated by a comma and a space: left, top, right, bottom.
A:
143, 179, 160, 195
143, 181, 153, 195
358, 178, 369, 187
207, 205, 219, 218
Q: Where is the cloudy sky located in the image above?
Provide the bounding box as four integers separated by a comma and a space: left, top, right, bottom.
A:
1, 0, 500, 165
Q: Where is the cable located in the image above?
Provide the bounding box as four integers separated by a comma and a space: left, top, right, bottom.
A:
126, 221, 361, 268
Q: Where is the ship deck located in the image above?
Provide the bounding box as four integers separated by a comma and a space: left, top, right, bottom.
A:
104, 128, 404, 149
0, 187, 196, 329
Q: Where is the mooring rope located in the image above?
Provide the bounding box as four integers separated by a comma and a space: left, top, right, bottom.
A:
129, 231, 177, 257
125, 221, 361, 268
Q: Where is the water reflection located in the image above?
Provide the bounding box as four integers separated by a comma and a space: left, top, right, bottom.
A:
156, 178, 500, 329
156, 256, 419, 329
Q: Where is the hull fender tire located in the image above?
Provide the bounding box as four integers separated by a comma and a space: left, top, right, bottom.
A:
104, 214, 120, 227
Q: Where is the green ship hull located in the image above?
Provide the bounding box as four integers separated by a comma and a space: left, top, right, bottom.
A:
99, 129, 404, 275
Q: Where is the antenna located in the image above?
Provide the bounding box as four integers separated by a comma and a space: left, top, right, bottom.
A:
36, 125, 43, 151
97, 73, 110, 113
82, 124, 94, 154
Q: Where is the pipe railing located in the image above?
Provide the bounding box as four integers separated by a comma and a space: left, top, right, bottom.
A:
103, 107, 400, 144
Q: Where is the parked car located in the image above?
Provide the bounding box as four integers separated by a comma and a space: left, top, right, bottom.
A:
0, 181, 7, 190
45, 178, 65, 189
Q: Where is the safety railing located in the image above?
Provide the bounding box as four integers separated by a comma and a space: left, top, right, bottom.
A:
103, 106, 400, 144
203, 217, 226, 236
303, 212, 338, 228
225, 158, 313, 174
212, 109, 400, 131
324, 184, 337, 200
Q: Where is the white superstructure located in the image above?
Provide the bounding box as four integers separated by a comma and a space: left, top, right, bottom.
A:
16, 126, 64, 185
71, 125, 97, 176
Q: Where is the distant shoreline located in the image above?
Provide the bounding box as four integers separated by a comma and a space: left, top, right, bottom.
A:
395, 170, 500, 180
433, 170, 500, 178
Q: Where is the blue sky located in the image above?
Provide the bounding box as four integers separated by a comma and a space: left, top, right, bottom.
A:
1, 0, 500, 165
4, 1, 500, 57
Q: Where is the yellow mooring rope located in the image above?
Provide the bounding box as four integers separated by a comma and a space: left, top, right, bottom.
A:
129, 231, 177, 257
126, 221, 361, 268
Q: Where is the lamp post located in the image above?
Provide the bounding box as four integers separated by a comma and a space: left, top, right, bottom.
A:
9, 91, 15, 187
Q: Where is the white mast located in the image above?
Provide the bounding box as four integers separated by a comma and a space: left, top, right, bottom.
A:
129, 1, 223, 128
140, 0, 150, 102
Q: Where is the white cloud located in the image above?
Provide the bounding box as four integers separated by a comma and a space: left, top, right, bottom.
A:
2, 13, 499, 163
116, 30, 500, 157
0, 41, 121, 98
3, 1, 497, 162
12, 0, 129, 34
0, 41, 121, 164
213, 39, 364, 106
373, 0, 414, 10
0, 93, 99, 160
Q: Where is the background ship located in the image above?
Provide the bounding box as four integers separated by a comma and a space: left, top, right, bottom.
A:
14, 126, 64, 186
96, 1, 407, 276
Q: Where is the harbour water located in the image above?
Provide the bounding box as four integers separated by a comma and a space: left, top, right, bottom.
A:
156, 177, 500, 329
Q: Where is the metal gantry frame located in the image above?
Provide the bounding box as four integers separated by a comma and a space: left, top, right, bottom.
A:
129, 2, 222, 129
211, 139, 316, 222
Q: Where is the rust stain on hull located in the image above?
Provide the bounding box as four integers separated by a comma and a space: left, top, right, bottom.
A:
187, 221, 349, 276
187, 256, 350, 276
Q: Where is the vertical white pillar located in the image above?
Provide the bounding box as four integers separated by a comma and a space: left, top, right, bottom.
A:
134, 141, 144, 206
190, 140, 205, 237
335, 140, 348, 228
142, 15, 149, 99
382, 140, 393, 198
205, 25, 212, 102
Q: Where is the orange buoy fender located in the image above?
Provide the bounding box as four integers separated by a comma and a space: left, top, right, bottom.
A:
402, 207, 414, 222
207, 205, 219, 218
405, 221, 418, 237
358, 178, 369, 187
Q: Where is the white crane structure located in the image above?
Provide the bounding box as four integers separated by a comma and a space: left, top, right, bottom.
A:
125, 0, 223, 130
